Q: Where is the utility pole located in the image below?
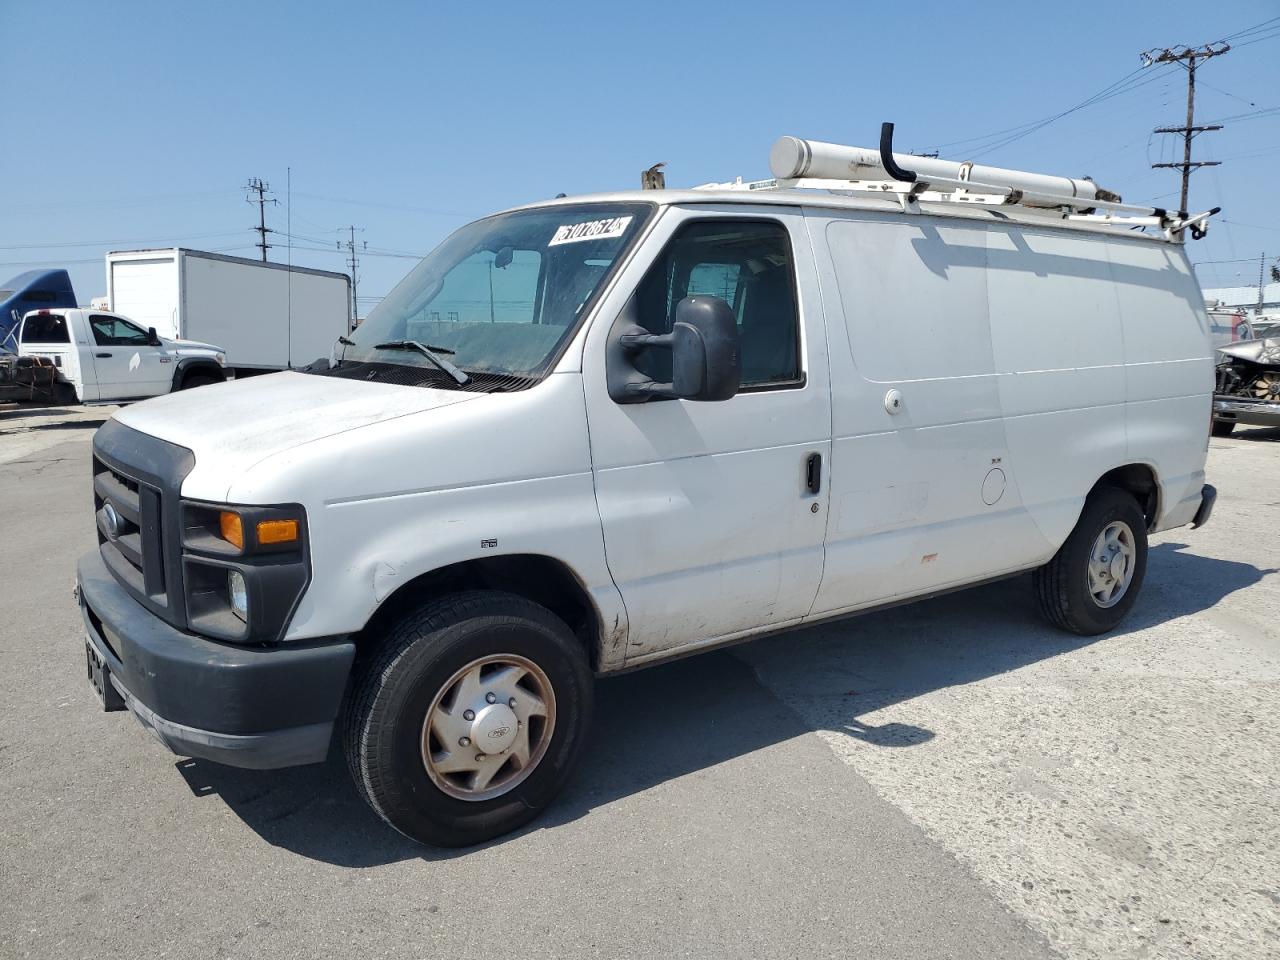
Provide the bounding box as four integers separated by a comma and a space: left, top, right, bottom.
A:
338, 226, 365, 323
1258, 252, 1267, 320
244, 178, 277, 261
1143, 42, 1229, 214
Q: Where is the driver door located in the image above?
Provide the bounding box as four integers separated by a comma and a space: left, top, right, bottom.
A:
87, 314, 171, 399
581, 207, 831, 665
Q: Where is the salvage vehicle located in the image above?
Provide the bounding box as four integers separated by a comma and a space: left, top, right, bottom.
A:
1212, 336, 1280, 435
1206, 304, 1253, 348
77, 124, 1218, 846
0, 268, 77, 352
18, 308, 226, 402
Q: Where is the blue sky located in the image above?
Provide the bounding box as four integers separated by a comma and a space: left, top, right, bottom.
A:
2, 1, 1278, 308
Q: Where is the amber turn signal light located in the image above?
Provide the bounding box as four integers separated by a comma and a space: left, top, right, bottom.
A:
219, 511, 244, 549
257, 518, 299, 545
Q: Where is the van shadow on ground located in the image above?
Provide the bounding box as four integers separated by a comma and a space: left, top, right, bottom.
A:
175, 541, 1272, 867
1231, 425, 1280, 443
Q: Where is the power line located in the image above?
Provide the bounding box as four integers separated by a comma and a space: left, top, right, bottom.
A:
0, 230, 246, 251
1200, 105, 1280, 125
1217, 15, 1280, 43
291, 190, 474, 219
930, 65, 1169, 156
0, 244, 257, 269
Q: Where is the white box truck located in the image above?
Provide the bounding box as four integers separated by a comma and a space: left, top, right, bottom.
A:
106, 249, 351, 375
78, 124, 1219, 847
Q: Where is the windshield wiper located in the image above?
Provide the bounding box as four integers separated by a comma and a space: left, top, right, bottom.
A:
373, 340, 471, 385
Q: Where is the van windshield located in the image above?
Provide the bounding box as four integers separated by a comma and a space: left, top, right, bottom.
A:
338, 202, 652, 388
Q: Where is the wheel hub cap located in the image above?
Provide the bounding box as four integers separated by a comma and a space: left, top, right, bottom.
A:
1087, 520, 1136, 608
470, 702, 518, 755
1108, 553, 1126, 581
420, 653, 556, 802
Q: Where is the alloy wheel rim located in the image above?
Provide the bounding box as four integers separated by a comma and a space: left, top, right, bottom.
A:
421, 653, 556, 802
1086, 520, 1136, 609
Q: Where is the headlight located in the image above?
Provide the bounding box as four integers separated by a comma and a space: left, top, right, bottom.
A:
228, 570, 248, 621
180, 501, 309, 643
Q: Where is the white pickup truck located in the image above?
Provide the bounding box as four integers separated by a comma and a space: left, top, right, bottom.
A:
17, 308, 227, 403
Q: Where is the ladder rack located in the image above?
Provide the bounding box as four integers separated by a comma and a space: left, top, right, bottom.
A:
694, 122, 1219, 242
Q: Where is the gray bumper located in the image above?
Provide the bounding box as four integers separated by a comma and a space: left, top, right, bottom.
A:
1213, 397, 1280, 427
104, 669, 337, 770
78, 549, 354, 769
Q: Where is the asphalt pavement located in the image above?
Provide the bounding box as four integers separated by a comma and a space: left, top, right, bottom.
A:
1, 416, 1275, 960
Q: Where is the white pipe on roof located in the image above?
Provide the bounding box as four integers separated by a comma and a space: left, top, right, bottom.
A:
769, 136, 1107, 203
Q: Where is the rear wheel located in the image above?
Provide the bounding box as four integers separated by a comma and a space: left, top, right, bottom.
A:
1034, 487, 1148, 636
1211, 419, 1236, 437
343, 591, 593, 847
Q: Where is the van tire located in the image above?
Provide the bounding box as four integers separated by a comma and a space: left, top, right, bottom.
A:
1033, 487, 1148, 636
1211, 420, 1236, 437
179, 373, 219, 391
343, 591, 593, 847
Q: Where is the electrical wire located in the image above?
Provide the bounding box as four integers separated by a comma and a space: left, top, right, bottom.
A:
0, 231, 246, 251
929, 65, 1163, 155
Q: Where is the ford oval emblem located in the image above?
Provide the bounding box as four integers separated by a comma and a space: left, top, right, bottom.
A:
487, 726, 510, 739
102, 502, 122, 541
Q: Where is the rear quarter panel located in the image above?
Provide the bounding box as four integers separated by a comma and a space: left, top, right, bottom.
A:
1107, 238, 1211, 529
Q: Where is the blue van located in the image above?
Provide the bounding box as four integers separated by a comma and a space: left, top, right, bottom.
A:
0, 269, 78, 351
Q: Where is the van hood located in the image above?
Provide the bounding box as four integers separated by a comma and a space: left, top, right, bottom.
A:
114, 370, 479, 495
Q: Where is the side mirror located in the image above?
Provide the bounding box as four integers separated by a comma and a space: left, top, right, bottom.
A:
146, 327, 161, 346
608, 295, 741, 402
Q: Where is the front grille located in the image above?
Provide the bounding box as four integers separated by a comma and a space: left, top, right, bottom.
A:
92, 420, 195, 631
94, 457, 167, 606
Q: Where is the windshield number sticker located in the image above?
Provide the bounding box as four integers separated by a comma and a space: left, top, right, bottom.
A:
548, 216, 633, 246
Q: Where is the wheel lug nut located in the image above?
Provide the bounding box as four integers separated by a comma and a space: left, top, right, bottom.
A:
459, 737, 471, 747
485, 692, 497, 704
508, 697, 516, 708
463, 709, 475, 721
475, 754, 484, 762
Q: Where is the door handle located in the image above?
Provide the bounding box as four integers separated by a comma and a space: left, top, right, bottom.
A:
94, 352, 112, 358
805, 452, 822, 495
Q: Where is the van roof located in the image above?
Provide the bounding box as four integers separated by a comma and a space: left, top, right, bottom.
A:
504, 188, 1184, 245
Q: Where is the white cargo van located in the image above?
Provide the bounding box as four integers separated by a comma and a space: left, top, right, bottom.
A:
77, 127, 1218, 846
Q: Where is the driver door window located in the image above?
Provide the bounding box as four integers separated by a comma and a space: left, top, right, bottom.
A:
90, 315, 150, 347
633, 220, 802, 389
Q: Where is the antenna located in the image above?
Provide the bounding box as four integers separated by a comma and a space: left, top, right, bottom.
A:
244, 178, 278, 261
286, 167, 292, 365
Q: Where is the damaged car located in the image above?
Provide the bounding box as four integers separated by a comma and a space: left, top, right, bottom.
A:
1213, 337, 1280, 436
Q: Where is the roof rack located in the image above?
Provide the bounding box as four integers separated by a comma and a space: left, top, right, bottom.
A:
694, 122, 1219, 242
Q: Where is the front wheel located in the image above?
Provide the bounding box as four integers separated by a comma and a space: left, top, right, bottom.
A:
343, 591, 593, 847
1034, 487, 1148, 636
1211, 419, 1236, 437
178, 373, 219, 391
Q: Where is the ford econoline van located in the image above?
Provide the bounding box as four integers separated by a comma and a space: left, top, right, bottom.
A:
77, 130, 1218, 846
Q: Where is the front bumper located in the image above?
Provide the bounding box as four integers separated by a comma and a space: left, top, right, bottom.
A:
77, 550, 355, 769
1213, 396, 1280, 427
